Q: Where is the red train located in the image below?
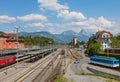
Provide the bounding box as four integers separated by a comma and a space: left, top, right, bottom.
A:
105, 48, 120, 54
0, 56, 16, 67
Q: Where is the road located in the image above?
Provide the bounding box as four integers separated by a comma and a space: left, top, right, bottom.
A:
64, 49, 107, 82
70, 50, 89, 73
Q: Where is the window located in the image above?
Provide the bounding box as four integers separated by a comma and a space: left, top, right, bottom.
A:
105, 45, 106, 47
103, 35, 105, 38
114, 61, 119, 64
106, 35, 108, 37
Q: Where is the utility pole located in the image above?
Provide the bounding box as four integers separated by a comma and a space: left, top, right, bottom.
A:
64, 49, 66, 74
52, 45, 54, 73
15, 26, 19, 67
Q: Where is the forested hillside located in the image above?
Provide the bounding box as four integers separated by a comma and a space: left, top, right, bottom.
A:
20, 36, 55, 46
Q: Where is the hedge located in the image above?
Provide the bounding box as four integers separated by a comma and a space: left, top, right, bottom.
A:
97, 52, 120, 60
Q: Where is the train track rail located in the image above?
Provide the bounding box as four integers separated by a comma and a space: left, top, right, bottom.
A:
13, 49, 61, 82
0, 49, 54, 72
0, 48, 64, 82
45, 55, 64, 82
32, 56, 61, 82
0, 50, 60, 82
32, 50, 64, 82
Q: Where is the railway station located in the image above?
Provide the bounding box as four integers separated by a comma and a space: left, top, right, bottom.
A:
0, 0, 120, 82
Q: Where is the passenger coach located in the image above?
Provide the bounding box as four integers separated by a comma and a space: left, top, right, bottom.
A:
90, 56, 119, 67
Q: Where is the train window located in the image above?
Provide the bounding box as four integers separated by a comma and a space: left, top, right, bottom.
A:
107, 61, 112, 64
114, 61, 119, 64
109, 61, 112, 64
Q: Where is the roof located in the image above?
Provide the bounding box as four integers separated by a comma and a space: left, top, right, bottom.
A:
0, 33, 16, 37
0, 33, 24, 42
96, 30, 113, 39
90, 56, 119, 61
0, 55, 15, 59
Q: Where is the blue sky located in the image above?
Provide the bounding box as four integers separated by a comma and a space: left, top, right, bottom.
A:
0, 0, 120, 34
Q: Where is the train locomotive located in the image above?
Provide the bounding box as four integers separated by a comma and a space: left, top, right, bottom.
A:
0, 56, 16, 67
90, 56, 119, 67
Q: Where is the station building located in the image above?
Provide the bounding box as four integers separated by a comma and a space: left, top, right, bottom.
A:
95, 31, 113, 50
0, 33, 24, 51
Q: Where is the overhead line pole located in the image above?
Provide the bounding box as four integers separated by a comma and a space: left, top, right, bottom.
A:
15, 26, 19, 68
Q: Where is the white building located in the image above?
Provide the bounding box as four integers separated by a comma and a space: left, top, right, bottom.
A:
95, 31, 112, 50
73, 37, 78, 45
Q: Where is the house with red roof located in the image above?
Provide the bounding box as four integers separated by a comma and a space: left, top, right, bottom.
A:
95, 31, 113, 50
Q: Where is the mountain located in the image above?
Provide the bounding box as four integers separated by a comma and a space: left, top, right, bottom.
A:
19, 31, 62, 43
19, 29, 91, 43
55, 30, 78, 43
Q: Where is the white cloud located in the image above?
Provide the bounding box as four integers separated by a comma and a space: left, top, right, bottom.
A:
96, 16, 114, 27
36, 0, 119, 35
58, 10, 86, 20
48, 16, 117, 34
38, 0, 68, 11
17, 14, 47, 21
27, 22, 45, 27
71, 16, 115, 29
38, 0, 86, 21
0, 15, 16, 24
45, 23, 54, 27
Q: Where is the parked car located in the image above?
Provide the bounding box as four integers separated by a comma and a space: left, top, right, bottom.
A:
74, 59, 80, 64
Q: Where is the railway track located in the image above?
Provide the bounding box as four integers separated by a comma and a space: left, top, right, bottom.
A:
14, 49, 62, 82
45, 55, 64, 82
0, 48, 54, 72
0, 48, 64, 82
0, 49, 60, 82
32, 55, 60, 82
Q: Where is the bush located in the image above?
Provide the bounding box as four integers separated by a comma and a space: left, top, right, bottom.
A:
97, 52, 120, 60
87, 43, 101, 55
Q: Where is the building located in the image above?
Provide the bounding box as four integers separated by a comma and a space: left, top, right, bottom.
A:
73, 37, 78, 45
0, 33, 24, 51
95, 31, 113, 50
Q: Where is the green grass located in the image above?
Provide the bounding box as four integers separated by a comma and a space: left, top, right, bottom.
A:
72, 50, 82, 59
54, 75, 68, 82
75, 68, 120, 82
76, 71, 120, 82
105, 79, 113, 82
79, 69, 86, 75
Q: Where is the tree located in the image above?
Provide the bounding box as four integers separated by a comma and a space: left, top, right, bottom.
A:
87, 42, 101, 55
20, 36, 55, 46
86, 35, 102, 55
87, 35, 96, 48
110, 37, 120, 48
0, 31, 4, 34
